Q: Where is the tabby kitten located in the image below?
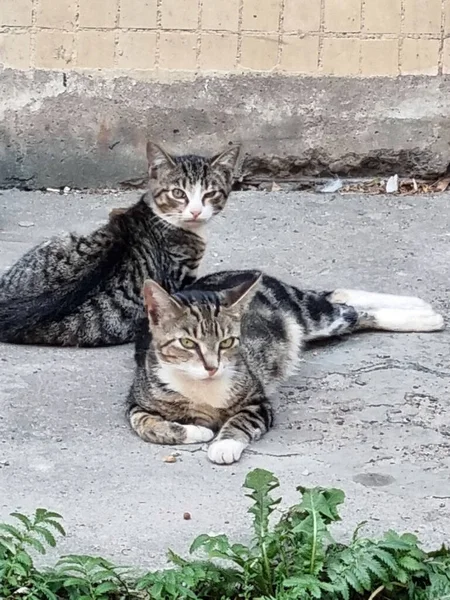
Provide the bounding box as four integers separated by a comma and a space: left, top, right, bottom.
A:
128, 270, 444, 464
0, 142, 240, 346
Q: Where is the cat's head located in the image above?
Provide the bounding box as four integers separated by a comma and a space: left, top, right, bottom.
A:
142, 273, 261, 380
146, 141, 240, 230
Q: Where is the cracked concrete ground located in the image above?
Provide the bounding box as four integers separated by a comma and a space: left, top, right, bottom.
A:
0, 189, 449, 568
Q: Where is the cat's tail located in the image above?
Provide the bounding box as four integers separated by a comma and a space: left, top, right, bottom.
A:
328, 289, 445, 333
0, 285, 81, 341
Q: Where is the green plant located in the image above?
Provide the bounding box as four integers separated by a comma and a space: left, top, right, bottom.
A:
0, 508, 65, 600
1, 470, 449, 599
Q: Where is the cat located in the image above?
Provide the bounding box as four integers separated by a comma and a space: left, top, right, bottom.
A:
0, 142, 240, 346
127, 270, 444, 464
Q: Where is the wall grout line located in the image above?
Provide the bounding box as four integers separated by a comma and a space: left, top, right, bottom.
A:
72, 0, 80, 67
236, 0, 244, 67
276, 0, 285, 68
154, 0, 162, 69
195, 0, 203, 72
3, 24, 450, 41
398, 0, 406, 74
318, 0, 326, 71
359, 0, 365, 75
29, 0, 39, 68
112, 0, 121, 67
438, 0, 446, 74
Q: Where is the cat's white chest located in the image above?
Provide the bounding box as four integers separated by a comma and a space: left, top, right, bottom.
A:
157, 365, 232, 409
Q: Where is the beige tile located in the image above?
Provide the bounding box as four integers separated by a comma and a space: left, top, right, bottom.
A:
159, 32, 197, 70
0, 0, 32, 27
77, 30, 115, 68
242, 0, 281, 31
361, 39, 398, 75
280, 35, 319, 72
322, 37, 360, 75
117, 31, 156, 69
120, 0, 157, 28
199, 33, 237, 70
404, 0, 441, 33
283, 0, 321, 31
240, 35, 278, 70
443, 38, 450, 72
324, 0, 361, 32
0, 33, 30, 68
364, 0, 401, 33
79, 0, 116, 28
201, 0, 239, 30
35, 31, 74, 68
401, 38, 439, 74
36, 0, 76, 28
161, 0, 198, 29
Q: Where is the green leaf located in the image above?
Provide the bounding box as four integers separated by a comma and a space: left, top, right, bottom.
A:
0, 524, 24, 540
95, 581, 120, 594
63, 576, 90, 588
297, 487, 345, 524
34, 526, 57, 547
244, 469, 281, 540
24, 536, 47, 554
10, 513, 32, 531
399, 556, 425, 572
0, 536, 18, 554
16, 550, 33, 567
44, 520, 66, 537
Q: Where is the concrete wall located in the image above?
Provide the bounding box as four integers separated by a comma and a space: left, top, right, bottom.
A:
1, 0, 450, 187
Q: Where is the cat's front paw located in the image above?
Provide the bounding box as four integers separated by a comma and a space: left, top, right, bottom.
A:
207, 439, 247, 465
183, 424, 215, 444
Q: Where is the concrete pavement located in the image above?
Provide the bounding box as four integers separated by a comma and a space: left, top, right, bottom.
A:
0, 189, 449, 568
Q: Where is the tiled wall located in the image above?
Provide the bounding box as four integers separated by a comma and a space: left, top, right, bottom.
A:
1, 0, 449, 76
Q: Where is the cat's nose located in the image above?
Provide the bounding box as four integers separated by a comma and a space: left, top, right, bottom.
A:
206, 366, 218, 377
190, 209, 202, 220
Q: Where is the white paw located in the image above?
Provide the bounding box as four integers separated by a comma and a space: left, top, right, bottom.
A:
407, 310, 445, 332
373, 308, 445, 332
207, 439, 247, 465
183, 425, 215, 444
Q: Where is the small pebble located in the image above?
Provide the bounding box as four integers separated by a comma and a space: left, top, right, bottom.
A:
163, 455, 177, 463
18, 221, 35, 228
183, 512, 191, 520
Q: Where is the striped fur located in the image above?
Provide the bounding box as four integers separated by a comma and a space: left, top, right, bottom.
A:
127, 270, 444, 464
0, 143, 239, 346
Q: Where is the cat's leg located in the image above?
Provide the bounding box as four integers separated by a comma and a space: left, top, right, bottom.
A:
328, 290, 445, 332
329, 289, 432, 311
128, 405, 215, 445
207, 401, 273, 465
301, 293, 361, 342
301, 289, 444, 341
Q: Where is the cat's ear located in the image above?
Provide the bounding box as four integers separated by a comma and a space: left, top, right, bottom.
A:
222, 272, 262, 312
143, 279, 183, 325
146, 141, 176, 179
211, 145, 241, 172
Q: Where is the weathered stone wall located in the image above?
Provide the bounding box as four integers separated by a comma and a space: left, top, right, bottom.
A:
1, 0, 450, 187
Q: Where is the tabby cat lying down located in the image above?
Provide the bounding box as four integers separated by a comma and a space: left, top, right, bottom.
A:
0, 143, 239, 346
127, 270, 444, 465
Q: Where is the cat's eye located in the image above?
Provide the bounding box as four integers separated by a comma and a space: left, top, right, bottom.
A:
171, 188, 186, 201
179, 337, 196, 349
203, 190, 219, 201
219, 337, 236, 349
